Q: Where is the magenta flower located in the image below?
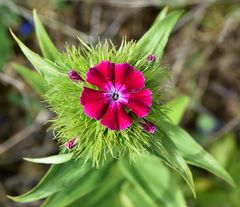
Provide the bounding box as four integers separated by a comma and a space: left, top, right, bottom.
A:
65, 138, 77, 150
68, 69, 84, 82
80, 61, 152, 130
140, 120, 157, 133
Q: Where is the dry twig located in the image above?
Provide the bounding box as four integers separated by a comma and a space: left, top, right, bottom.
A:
0, 71, 29, 110
0, 110, 51, 155
72, 0, 202, 8
206, 116, 240, 146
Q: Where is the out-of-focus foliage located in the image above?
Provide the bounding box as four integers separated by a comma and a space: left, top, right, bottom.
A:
0, 6, 20, 70
187, 133, 240, 207
162, 95, 190, 125
12, 63, 48, 95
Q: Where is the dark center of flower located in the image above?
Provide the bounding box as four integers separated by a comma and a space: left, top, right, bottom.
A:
112, 92, 119, 101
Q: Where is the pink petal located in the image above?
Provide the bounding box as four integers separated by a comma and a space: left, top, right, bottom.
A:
86, 61, 115, 91
125, 89, 152, 118
115, 63, 145, 92
101, 102, 133, 130
80, 87, 109, 120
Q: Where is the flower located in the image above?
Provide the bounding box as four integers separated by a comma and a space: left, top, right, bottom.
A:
19, 20, 34, 38
80, 60, 152, 130
65, 138, 77, 150
68, 69, 84, 81
147, 54, 156, 62
140, 120, 157, 133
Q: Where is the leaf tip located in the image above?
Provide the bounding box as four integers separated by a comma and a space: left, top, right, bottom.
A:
9, 29, 22, 46
33, 9, 39, 22
33, 8, 37, 14
22, 157, 32, 162
7, 195, 21, 202
9, 28, 16, 39
225, 174, 236, 188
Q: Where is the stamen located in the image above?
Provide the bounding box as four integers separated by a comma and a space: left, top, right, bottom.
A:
112, 92, 119, 101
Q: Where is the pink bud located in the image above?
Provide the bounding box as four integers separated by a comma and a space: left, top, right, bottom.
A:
147, 54, 156, 62
68, 69, 84, 82
140, 120, 157, 133
65, 138, 77, 150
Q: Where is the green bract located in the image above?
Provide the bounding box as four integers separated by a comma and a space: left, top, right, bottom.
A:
9, 8, 234, 206
46, 39, 169, 167
12, 13, 171, 168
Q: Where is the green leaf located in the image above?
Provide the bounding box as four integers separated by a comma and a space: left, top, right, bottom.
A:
33, 9, 60, 61
120, 154, 187, 207
44, 157, 186, 207
154, 6, 168, 22
197, 114, 216, 134
209, 133, 237, 167
122, 182, 186, 207
41, 159, 116, 207
150, 130, 195, 197
159, 118, 235, 187
10, 30, 65, 80
68, 177, 123, 207
8, 159, 91, 202
12, 63, 48, 95
120, 183, 154, 207
135, 10, 183, 64
23, 154, 73, 164
164, 95, 190, 125
64, 162, 124, 207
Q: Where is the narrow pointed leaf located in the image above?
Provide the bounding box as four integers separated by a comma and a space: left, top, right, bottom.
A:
33, 9, 60, 61
12, 63, 48, 95
66, 163, 124, 207
8, 159, 91, 203
10, 30, 65, 80
164, 95, 190, 125
120, 186, 154, 207
41, 160, 116, 207
150, 130, 195, 196
155, 7, 168, 22
122, 182, 186, 207
135, 10, 183, 64
23, 154, 73, 164
68, 178, 123, 207
159, 118, 235, 187
120, 155, 187, 207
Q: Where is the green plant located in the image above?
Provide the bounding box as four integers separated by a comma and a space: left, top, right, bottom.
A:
8, 9, 234, 207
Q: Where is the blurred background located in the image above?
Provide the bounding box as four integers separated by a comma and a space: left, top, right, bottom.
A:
0, 0, 240, 206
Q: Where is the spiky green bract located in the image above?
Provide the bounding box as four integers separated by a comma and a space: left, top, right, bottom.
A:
45, 39, 168, 167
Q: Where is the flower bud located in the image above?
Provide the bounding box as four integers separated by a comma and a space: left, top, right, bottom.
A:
147, 54, 156, 62
68, 69, 84, 82
19, 20, 34, 38
140, 120, 157, 133
65, 138, 77, 150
